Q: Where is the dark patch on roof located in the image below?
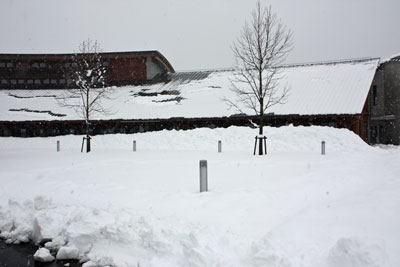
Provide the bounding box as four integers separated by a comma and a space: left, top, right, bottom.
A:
132, 89, 180, 97
9, 108, 66, 117
152, 96, 185, 103
8, 93, 57, 99
169, 71, 212, 83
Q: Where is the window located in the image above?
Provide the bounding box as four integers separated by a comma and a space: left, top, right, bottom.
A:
71, 63, 78, 68
32, 62, 39, 68
372, 85, 377, 106
34, 79, 41, 85
64, 62, 71, 68
44, 79, 50, 84
39, 63, 46, 68
59, 79, 66, 84
18, 80, 24, 84
0, 63, 5, 67
103, 61, 109, 67
7, 63, 13, 68
1, 80, 7, 84
67, 79, 73, 84
11, 80, 17, 85
51, 79, 57, 84
27, 80, 34, 84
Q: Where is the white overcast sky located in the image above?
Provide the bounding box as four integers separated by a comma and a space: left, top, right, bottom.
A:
0, 0, 399, 71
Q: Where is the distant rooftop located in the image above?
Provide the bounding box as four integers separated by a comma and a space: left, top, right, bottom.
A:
170, 57, 381, 83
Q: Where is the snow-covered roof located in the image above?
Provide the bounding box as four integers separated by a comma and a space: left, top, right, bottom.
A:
379, 54, 400, 66
0, 58, 379, 121
380, 53, 400, 65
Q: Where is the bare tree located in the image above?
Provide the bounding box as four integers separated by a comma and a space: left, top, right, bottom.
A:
227, 1, 293, 155
60, 39, 112, 152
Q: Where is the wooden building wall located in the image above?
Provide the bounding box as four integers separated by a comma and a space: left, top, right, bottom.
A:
0, 114, 367, 139
0, 51, 173, 89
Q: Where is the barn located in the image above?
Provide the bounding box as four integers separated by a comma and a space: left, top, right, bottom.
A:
368, 55, 400, 145
0, 52, 397, 145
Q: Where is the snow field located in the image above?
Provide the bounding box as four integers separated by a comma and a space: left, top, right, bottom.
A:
0, 126, 399, 267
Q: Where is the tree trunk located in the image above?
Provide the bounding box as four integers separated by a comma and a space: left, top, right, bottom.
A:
86, 134, 91, 152
86, 121, 91, 153
86, 88, 91, 153
258, 69, 264, 155
258, 115, 264, 155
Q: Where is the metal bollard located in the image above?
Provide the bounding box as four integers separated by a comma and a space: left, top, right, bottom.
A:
133, 140, 136, 152
57, 140, 60, 152
321, 141, 325, 155
199, 160, 208, 192
218, 140, 222, 153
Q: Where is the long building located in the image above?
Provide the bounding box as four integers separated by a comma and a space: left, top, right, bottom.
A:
0, 51, 175, 89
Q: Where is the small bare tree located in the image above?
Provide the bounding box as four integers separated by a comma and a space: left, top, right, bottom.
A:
227, 1, 293, 155
61, 39, 112, 152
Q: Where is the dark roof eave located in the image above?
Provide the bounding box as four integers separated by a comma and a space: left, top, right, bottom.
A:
0, 50, 160, 57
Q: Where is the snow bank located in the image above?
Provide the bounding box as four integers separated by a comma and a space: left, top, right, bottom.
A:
0, 126, 398, 266
327, 237, 386, 267
0, 125, 373, 153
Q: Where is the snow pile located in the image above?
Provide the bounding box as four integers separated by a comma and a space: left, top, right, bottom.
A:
33, 247, 55, 262
0, 126, 399, 266
0, 125, 372, 153
56, 246, 80, 260
327, 238, 386, 267
94, 125, 373, 154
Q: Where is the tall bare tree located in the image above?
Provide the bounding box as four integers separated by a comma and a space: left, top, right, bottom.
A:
61, 39, 112, 152
227, 1, 293, 155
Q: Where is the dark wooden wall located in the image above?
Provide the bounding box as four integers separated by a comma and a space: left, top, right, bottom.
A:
0, 115, 366, 141
0, 51, 171, 89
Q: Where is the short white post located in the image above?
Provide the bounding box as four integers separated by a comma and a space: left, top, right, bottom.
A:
321, 141, 325, 155
199, 160, 208, 192
57, 140, 60, 152
218, 140, 222, 153
133, 140, 136, 152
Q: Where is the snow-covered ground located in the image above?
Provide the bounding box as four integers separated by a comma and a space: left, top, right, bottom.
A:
0, 125, 399, 267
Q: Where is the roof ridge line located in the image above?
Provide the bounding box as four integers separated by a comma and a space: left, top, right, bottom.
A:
175, 57, 381, 73
281, 57, 380, 68
174, 68, 233, 74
